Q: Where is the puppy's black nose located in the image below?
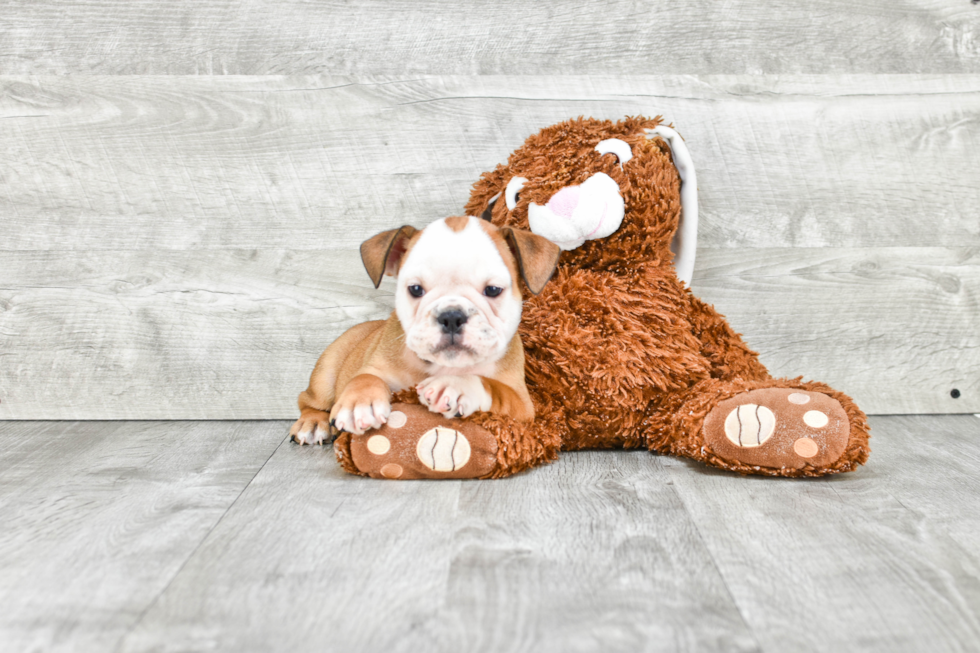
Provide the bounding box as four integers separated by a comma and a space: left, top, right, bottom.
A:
437, 309, 468, 335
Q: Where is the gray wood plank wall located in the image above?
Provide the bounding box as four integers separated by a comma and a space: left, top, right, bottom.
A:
2, 5, 979, 419
2, 1, 979, 74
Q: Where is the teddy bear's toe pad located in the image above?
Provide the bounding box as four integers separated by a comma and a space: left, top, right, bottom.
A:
349, 404, 497, 479
703, 389, 849, 470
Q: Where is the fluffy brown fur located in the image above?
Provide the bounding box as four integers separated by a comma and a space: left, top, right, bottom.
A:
335, 116, 871, 478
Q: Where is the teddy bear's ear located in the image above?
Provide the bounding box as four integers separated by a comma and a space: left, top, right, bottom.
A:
500, 227, 561, 295
645, 125, 699, 286
360, 225, 419, 288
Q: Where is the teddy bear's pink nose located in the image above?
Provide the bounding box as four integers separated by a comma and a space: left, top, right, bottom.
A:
545, 185, 581, 219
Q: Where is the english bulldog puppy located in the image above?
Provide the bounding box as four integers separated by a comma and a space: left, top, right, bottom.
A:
290, 216, 561, 445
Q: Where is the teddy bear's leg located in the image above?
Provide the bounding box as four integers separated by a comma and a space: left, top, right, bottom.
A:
334, 404, 496, 479
333, 402, 564, 480
649, 377, 871, 476
685, 291, 771, 382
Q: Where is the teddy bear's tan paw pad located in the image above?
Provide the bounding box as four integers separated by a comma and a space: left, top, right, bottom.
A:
703, 388, 849, 470
349, 404, 496, 479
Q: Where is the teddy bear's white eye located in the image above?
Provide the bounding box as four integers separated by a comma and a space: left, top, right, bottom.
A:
595, 138, 633, 165
505, 177, 528, 210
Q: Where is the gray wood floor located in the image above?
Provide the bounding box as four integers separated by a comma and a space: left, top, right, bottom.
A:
2, 415, 979, 653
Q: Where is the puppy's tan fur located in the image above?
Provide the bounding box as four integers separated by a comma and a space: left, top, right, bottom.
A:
290, 218, 560, 444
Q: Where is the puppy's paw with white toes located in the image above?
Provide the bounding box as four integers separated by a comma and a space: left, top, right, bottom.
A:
290, 410, 332, 445
294, 425, 331, 446
331, 397, 391, 435
417, 375, 492, 419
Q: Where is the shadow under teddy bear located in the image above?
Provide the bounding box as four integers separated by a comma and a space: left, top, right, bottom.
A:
332, 116, 871, 479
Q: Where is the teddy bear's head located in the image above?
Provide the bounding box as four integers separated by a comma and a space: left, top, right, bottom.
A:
465, 116, 687, 276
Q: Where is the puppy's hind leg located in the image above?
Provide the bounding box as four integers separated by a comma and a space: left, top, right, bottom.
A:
291, 321, 382, 445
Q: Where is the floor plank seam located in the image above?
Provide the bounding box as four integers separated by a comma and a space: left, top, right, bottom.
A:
111, 431, 291, 652
658, 462, 765, 651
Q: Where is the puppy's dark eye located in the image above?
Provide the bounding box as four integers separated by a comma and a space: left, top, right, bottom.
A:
484, 286, 503, 298
408, 285, 425, 298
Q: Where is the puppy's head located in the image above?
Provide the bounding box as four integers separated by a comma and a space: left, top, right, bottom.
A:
361, 216, 560, 368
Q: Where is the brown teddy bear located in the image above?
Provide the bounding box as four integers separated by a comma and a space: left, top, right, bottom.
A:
331, 116, 871, 479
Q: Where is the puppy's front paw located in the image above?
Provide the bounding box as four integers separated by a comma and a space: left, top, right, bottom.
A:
417, 375, 491, 419
290, 409, 332, 445
330, 393, 391, 436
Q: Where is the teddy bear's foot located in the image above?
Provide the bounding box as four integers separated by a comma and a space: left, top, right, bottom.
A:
346, 403, 497, 479
702, 388, 850, 471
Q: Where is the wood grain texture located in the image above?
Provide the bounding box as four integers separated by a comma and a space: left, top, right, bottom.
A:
118, 426, 467, 653
6, 417, 980, 652
420, 452, 759, 652
1, 1, 979, 75
2, 75, 979, 251
694, 246, 980, 415
665, 414, 980, 653
875, 415, 980, 573
0, 246, 976, 419
0, 248, 389, 420
2, 75, 977, 418
0, 420, 283, 653
119, 434, 758, 653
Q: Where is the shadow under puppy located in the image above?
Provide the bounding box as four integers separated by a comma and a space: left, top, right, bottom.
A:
290, 216, 560, 454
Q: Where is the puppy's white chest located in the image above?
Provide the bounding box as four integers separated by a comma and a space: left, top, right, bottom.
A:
426, 360, 498, 378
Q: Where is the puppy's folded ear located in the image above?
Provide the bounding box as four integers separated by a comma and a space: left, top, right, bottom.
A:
360, 225, 419, 288
500, 227, 561, 295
